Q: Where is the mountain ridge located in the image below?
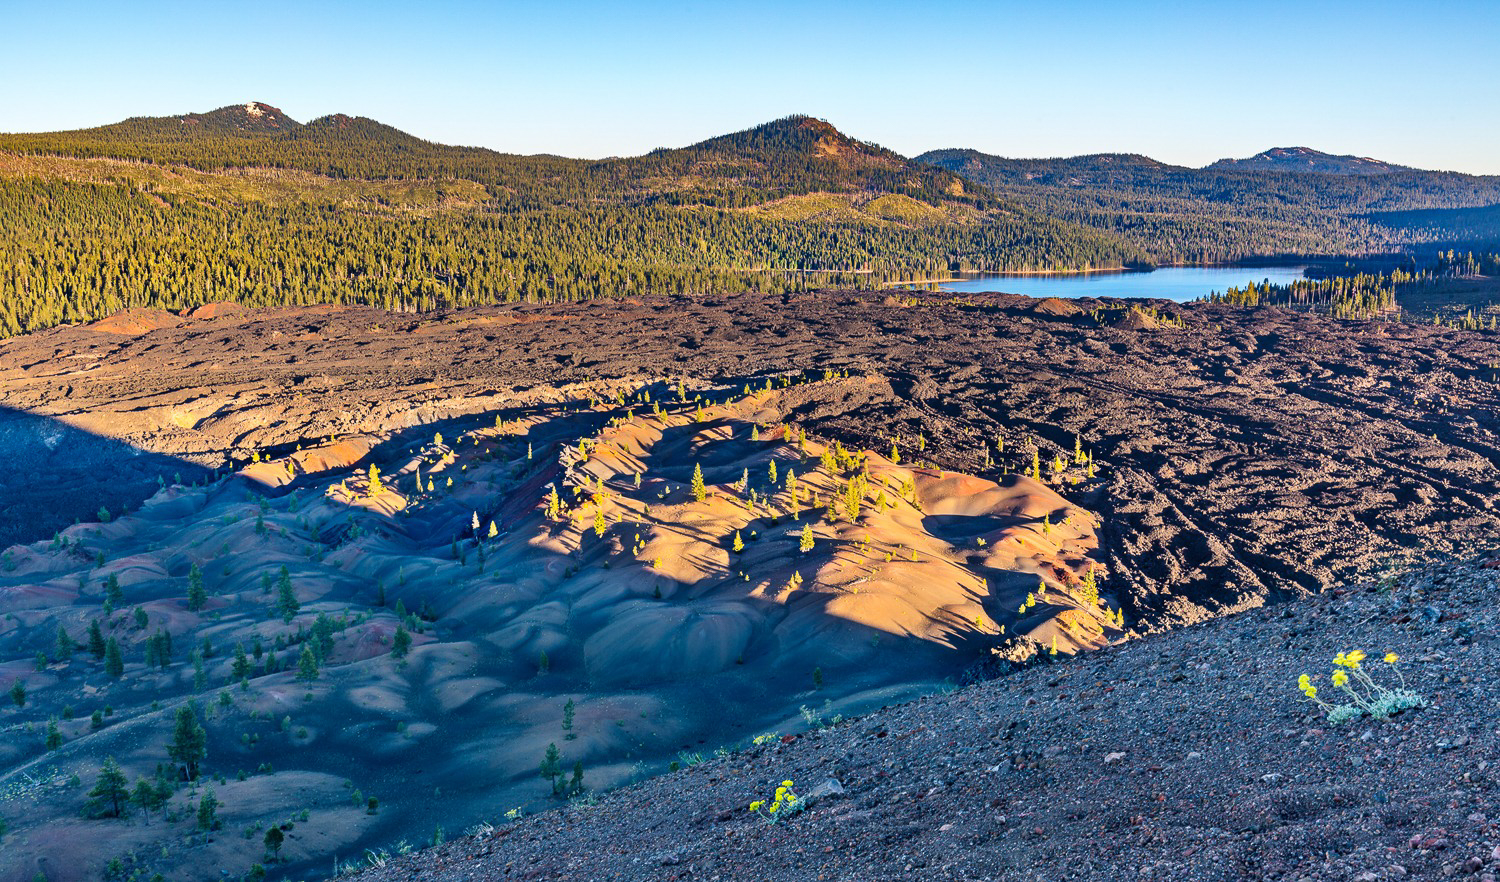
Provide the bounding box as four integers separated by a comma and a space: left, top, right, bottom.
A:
1208, 145, 1412, 175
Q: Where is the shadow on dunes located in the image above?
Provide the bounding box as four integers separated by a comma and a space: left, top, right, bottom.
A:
0, 380, 1112, 882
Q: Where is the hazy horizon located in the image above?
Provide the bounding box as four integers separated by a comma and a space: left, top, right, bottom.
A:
3, 0, 1497, 174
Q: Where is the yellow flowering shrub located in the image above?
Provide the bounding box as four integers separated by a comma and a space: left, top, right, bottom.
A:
1297, 649, 1423, 725
749, 779, 804, 825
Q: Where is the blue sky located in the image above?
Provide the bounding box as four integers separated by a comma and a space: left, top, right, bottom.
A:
4, 0, 1496, 173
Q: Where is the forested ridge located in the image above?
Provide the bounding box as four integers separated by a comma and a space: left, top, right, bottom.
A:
916, 149, 1500, 263
0, 107, 1144, 337
3, 103, 1499, 338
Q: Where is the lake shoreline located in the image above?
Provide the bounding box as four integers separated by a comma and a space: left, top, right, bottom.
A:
887, 261, 1310, 287
906, 264, 1311, 303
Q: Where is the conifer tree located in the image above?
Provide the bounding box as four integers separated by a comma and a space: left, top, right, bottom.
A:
232, 644, 251, 681
168, 705, 207, 780
104, 638, 125, 679
104, 573, 123, 608
276, 567, 299, 623
88, 620, 106, 660
54, 623, 74, 663
187, 563, 206, 612
196, 788, 219, 831
540, 742, 562, 794
8, 679, 23, 707
264, 826, 285, 861
691, 463, 707, 502
88, 757, 130, 818
45, 719, 62, 750
799, 523, 814, 553
296, 645, 319, 681
391, 624, 411, 659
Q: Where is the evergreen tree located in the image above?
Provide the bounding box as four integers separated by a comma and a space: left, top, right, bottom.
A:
263, 826, 284, 861
799, 523, 815, 553
562, 698, 575, 739
54, 623, 74, 663
186, 563, 206, 612
104, 638, 125, 679
539, 742, 562, 795
295, 645, 319, 681
196, 788, 219, 831
45, 719, 62, 750
391, 624, 412, 659
88, 758, 131, 818
275, 566, 299, 623
691, 463, 707, 502
87, 620, 106, 660
104, 573, 123, 608
232, 644, 251, 681
167, 705, 207, 780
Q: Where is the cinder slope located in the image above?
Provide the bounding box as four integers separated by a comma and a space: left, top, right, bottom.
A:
348, 553, 1498, 882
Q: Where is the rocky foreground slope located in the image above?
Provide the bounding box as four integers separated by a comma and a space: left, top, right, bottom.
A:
352, 552, 1497, 882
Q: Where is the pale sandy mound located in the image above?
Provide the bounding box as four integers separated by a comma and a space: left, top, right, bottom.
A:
186, 301, 249, 320
1032, 297, 1082, 317
1114, 307, 1161, 330
90, 307, 181, 335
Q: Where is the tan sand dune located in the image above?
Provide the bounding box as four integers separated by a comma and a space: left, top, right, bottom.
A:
0, 376, 1117, 882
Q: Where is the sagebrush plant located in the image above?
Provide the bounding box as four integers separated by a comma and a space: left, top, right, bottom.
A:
1297, 649, 1425, 725
749, 780, 804, 825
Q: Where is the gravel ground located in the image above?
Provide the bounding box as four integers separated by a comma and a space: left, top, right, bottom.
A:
350, 552, 1499, 882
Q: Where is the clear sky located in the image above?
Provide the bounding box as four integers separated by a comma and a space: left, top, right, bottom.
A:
4, 0, 1497, 173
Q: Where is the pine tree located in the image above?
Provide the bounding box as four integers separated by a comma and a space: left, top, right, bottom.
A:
264, 826, 285, 861
132, 777, 165, 822
295, 645, 319, 681
540, 742, 562, 795
104, 573, 123, 608
88, 757, 130, 818
569, 761, 584, 796
562, 698, 575, 739
592, 507, 607, 538
54, 623, 74, 663
367, 464, 383, 498
196, 788, 219, 831
391, 624, 412, 659
186, 563, 206, 612
732, 530, 744, 553
691, 463, 706, 502
799, 523, 814, 553
768, 459, 778, 486
8, 679, 23, 708
276, 566, 299, 623
45, 719, 62, 750
88, 620, 106, 660
168, 705, 207, 780
104, 638, 125, 679
232, 644, 251, 681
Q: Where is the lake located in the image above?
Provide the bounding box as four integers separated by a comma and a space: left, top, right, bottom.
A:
933, 265, 1308, 302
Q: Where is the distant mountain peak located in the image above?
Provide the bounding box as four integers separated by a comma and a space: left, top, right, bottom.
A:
685, 115, 894, 164
1207, 146, 1409, 175
175, 102, 301, 134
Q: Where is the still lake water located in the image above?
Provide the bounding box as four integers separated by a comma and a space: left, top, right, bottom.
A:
935, 265, 1308, 302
